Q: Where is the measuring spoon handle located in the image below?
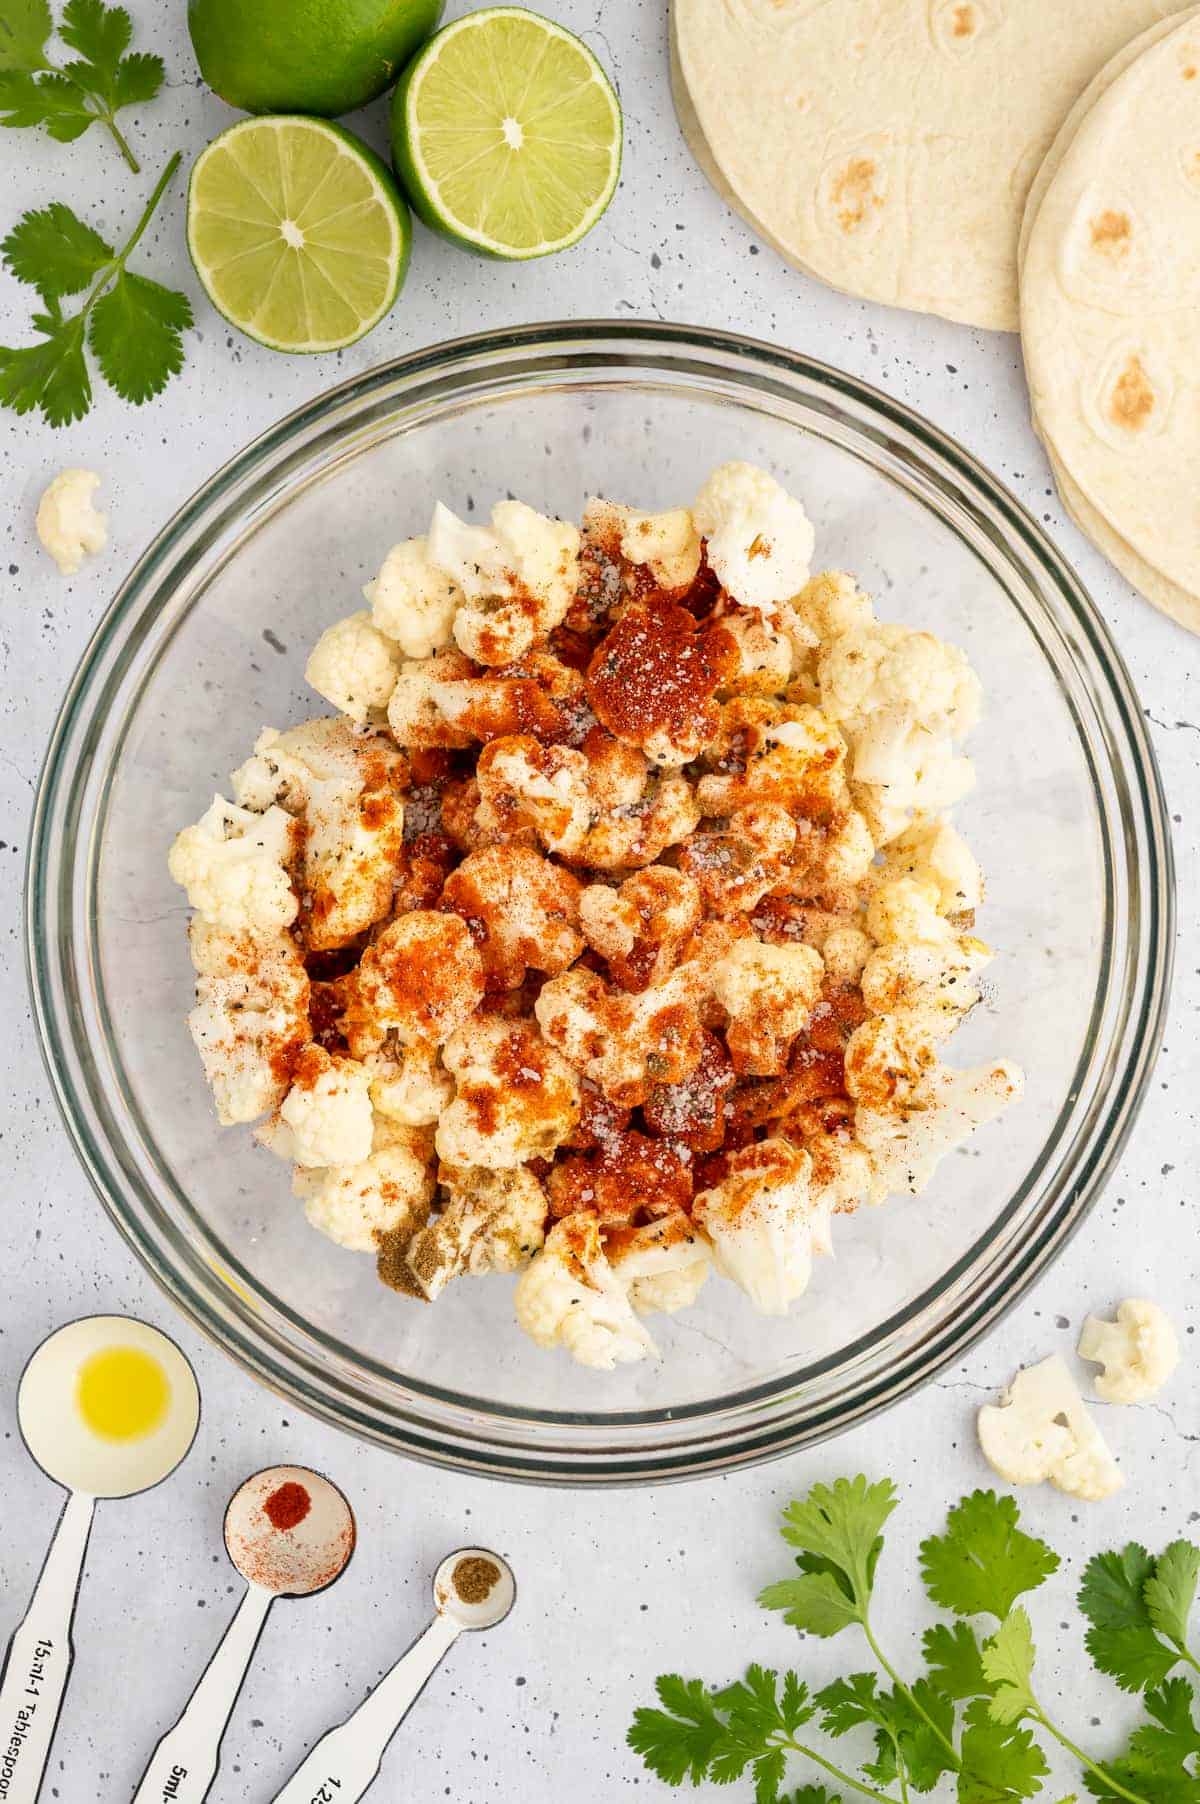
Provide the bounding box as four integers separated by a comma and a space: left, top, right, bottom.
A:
131, 1584, 273, 1804
270, 1611, 460, 1804
0, 1489, 95, 1804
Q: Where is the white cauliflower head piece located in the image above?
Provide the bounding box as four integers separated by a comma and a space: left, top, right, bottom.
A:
404, 1164, 547, 1299
819, 623, 982, 741
1078, 1300, 1180, 1404
304, 610, 401, 722
436, 1014, 580, 1169
614, 504, 702, 592
342, 911, 485, 1055
513, 1214, 658, 1370
297, 1119, 435, 1254
36, 467, 107, 575
693, 1139, 833, 1317
364, 1044, 452, 1126
875, 817, 983, 915
712, 938, 824, 1076
604, 1212, 711, 1317
693, 462, 815, 615
428, 498, 580, 665
366, 535, 463, 659
168, 795, 298, 935
977, 1355, 1123, 1501
279, 1046, 374, 1169
860, 878, 992, 1040
186, 920, 309, 1126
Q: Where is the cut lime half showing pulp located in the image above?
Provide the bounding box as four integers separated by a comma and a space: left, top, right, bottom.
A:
391, 6, 622, 259
188, 116, 411, 354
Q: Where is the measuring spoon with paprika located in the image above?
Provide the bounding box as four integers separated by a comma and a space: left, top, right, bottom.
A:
269, 1546, 516, 1803
131, 1464, 355, 1804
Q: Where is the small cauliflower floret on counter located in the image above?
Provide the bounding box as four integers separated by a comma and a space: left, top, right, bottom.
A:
872, 816, 983, 916
404, 1164, 547, 1299
304, 610, 402, 723
186, 919, 310, 1126
427, 498, 580, 665
279, 1044, 374, 1169
386, 649, 477, 749
578, 866, 701, 992
692, 1138, 833, 1316
341, 912, 485, 1055
366, 535, 463, 659
845, 1014, 1023, 1201
718, 604, 795, 697
363, 1043, 452, 1126
614, 504, 702, 593
513, 1214, 659, 1370
697, 699, 850, 821
585, 600, 737, 767
437, 1014, 580, 1169
1078, 1299, 1180, 1404
977, 1355, 1123, 1502
860, 877, 992, 1039
712, 938, 824, 1076
679, 803, 796, 917
604, 1212, 711, 1317
693, 462, 815, 615
296, 1119, 435, 1255
169, 795, 298, 935
36, 467, 107, 575
442, 844, 583, 991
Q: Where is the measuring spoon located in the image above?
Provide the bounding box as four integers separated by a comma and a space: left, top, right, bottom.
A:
132, 1465, 355, 1804
270, 1547, 516, 1804
0, 1316, 200, 1804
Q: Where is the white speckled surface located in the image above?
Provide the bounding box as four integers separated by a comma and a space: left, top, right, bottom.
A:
1, 5, 1197, 1798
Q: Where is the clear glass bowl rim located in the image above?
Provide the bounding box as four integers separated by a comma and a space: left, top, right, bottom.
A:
25, 320, 1175, 1485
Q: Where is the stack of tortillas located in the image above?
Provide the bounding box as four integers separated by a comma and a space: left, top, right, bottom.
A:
1020, 10, 1200, 633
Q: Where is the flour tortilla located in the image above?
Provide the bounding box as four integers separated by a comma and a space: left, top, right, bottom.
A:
672, 0, 1187, 332
1021, 11, 1200, 610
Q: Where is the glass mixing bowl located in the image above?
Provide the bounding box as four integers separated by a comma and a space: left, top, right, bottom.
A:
27, 323, 1173, 1483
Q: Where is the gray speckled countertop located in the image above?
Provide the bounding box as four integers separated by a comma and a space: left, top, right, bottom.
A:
1, 4, 1197, 1798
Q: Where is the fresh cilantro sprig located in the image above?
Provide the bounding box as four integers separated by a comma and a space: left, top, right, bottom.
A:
0, 0, 163, 171
0, 151, 191, 426
628, 1479, 1199, 1804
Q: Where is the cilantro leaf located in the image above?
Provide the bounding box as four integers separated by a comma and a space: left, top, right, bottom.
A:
921, 1491, 1059, 1621
759, 1561, 864, 1639
924, 1621, 991, 1699
1145, 1543, 1200, 1655
0, 307, 89, 423
982, 1609, 1039, 1726
1129, 1677, 1200, 1769
958, 1698, 1049, 1802
111, 46, 159, 105
0, 0, 51, 69
786, 1792, 845, 1804
865, 1683, 957, 1795
713, 1665, 814, 1741
815, 1672, 886, 1739
0, 66, 91, 135
777, 1477, 897, 1618
0, 0, 161, 167
628, 1675, 728, 1786
59, 0, 130, 84
1, 200, 112, 293
89, 270, 190, 402
1078, 1546, 1181, 1694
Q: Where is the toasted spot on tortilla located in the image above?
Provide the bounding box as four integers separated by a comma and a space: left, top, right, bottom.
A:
1089, 210, 1132, 256
1184, 64, 1197, 79
953, 5, 978, 37
831, 158, 883, 232
1107, 354, 1157, 433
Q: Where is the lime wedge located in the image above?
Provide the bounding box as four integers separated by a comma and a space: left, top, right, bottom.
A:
187, 116, 411, 354
391, 6, 622, 259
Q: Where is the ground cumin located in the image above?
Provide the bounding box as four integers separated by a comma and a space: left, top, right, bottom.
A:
452, 1555, 500, 1605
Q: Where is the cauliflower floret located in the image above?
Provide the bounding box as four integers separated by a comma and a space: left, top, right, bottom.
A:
366, 535, 463, 659
428, 650, 587, 745
363, 1043, 452, 1125
304, 610, 402, 723
718, 604, 795, 697
341, 912, 485, 1055
821, 925, 873, 983
679, 803, 796, 917
614, 504, 702, 592
441, 844, 583, 991
297, 1119, 435, 1255
693, 462, 815, 615
697, 699, 850, 821
1078, 1300, 1180, 1404
860, 877, 992, 1039
578, 866, 701, 992
819, 623, 982, 740
36, 467, 107, 575
585, 601, 736, 766
604, 1212, 711, 1316
692, 1139, 833, 1316
386, 648, 477, 750
437, 1014, 580, 1169
850, 715, 976, 846
787, 570, 874, 647
279, 1045, 374, 1169
873, 816, 983, 915
404, 1164, 548, 1299
168, 795, 298, 935
186, 919, 309, 1125
977, 1355, 1123, 1502
513, 1214, 658, 1369
428, 499, 580, 665
712, 938, 824, 1076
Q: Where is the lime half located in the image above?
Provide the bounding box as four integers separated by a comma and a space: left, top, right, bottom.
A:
187, 116, 411, 354
391, 6, 622, 259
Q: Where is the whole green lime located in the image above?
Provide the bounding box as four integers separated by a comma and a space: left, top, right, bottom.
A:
188, 0, 445, 117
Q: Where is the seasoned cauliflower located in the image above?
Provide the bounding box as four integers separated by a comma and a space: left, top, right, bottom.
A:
977, 1355, 1123, 1502
279, 1046, 374, 1169
604, 1212, 711, 1316
693, 462, 815, 614
819, 623, 982, 741
718, 604, 795, 696
614, 504, 702, 592
305, 610, 401, 723
849, 714, 976, 846
386, 649, 477, 750
578, 866, 701, 992
585, 601, 736, 766
513, 1215, 658, 1369
428, 499, 580, 665
437, 1014, 580, 1169
712, 939, 824, 1076
363, 1043, 452, 1126
873, 816, 983, 915
697, 699, 850, 821
186, 920, 309, 1125
366, 535, 463, 659
441, 844, 583, 991
404, 1164, 547, 1299
860, 878, 992, 1039
36, 467, 107, 575
168, 795, 298, 935
787, 569, 873, 648
692, 1139, 833, 1316
342, 912, 485, 1055
679, 803, 796, 917
1078, 1299, 1180, 1404
297, 1119, 435, 1255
